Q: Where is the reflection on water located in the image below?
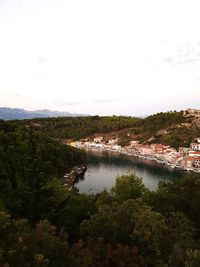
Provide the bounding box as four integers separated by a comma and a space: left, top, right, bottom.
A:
75, 149, 185, 194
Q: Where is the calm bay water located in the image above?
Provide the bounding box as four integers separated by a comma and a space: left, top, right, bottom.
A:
75, 149, 185, 194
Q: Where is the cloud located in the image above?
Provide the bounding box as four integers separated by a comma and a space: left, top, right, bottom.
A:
17, 3, 23, 8
92, 99, 122, 104
12, 94, 30, 101
163, 42, 200, 68
38, 56, 48, 63
43, 100, 79, 107
35, 73, 45, 79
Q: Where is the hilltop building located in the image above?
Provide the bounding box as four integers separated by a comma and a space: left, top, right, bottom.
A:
183, 109, 200, 117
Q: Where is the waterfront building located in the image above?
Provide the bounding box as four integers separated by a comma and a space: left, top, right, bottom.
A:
139, 146, 153, 156
112, 145, 121, 151
130, 140, 140, 147
108, 138, 118, 145
184, 157, 195, 168
154, 144, 170, 154
89, 142, 104, 148
189, 151, 200, 157
193, 157, 200, 168
190, 138, 200, 151
72, 134, 200, 171
94, 136, 103, 143
179, 147, 190, 155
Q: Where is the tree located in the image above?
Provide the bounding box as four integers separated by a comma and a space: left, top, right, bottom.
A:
146, 175, 200, 234
111, 173, 146, 203
69, 238, 144, 267
0, 211, 69, 267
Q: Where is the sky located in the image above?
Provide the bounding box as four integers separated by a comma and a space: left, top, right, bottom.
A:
0, 0, 200, 116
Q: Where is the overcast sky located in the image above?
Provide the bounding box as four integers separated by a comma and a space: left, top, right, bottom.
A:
0, 0, 200, 116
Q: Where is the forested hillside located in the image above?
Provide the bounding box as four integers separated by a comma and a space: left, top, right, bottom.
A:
14, 110, 200, 148
15, 115, 141, 140
117, 111, 188, 147
134, 111, 200, 147
0, 113, 200, 266
0, 120, 86, 222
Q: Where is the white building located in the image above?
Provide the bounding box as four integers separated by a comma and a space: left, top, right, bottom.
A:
108, 139, 118, 145
112, 145, 121, 151
190, 138, 200, 151
189, 151, 200, 157
89, 142, 104, 148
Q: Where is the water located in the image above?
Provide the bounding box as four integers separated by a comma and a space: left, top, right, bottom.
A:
75, 149, 185, 194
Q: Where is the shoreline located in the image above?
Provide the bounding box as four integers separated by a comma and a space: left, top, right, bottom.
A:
76, 145, 200, 173
63, 165, 87, 188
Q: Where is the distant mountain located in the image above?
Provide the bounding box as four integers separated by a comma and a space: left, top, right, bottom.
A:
0, 107, 88, 120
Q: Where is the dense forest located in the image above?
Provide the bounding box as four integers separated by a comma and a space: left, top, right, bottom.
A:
0, 120, 86, 222
13, 110, 200, 148
14, 116, 141, 140
135, 111, 200, 148
118, 111, 200, 148
1, 116, 200, 266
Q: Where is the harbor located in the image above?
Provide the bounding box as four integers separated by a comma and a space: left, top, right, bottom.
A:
74, 149, 185, 194
69, 137, 200, 173
63, 165, 87, 188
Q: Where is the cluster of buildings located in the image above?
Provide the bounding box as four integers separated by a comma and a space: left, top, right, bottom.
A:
183, 108, 200, 117
70, 137, 200, 172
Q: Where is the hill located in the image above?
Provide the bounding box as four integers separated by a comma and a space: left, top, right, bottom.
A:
0, 107, 87, 120
0, 111, 200, 266
16, 115, 141, 140
130, 109, 200, 148
4, 109, 200, 148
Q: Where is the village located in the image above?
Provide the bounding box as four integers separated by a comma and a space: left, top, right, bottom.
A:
69, 136, 200, 173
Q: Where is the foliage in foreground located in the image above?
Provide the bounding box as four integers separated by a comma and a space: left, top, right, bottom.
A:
1, 174, 200, 266
1, 120, 200, 266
